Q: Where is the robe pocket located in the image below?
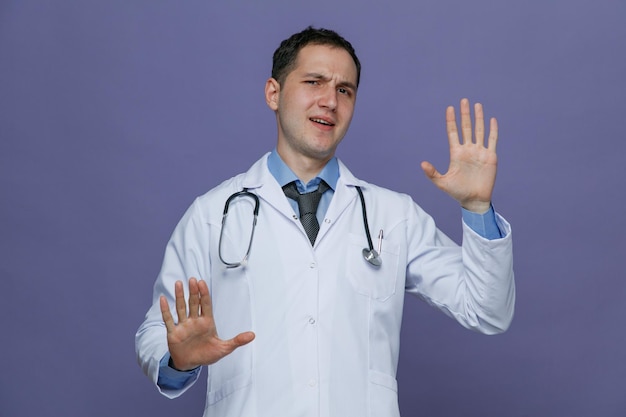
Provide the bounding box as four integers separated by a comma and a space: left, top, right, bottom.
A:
346, 233, 400, 301
368, 370, 400, 417
206, 370, 252, 405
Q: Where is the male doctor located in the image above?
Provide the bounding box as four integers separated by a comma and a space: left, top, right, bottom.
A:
136, 27, 515, 417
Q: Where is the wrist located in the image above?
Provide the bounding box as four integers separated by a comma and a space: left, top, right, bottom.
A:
168, 356, 196, 372
461, 200, 491, 214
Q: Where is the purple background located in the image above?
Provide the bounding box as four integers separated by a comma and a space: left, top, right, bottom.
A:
1, 1, 625, 416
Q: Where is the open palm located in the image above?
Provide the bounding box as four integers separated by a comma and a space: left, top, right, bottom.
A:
421, 98, 498, 213
160, 278, 255, 371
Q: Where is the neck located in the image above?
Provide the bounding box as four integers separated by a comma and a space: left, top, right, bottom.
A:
276, 147, 332, 184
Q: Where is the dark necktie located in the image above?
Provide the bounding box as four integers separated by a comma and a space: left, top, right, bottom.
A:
283, 180, 330, 245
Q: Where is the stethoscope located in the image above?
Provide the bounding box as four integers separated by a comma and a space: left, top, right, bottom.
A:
218, 186, 382, 268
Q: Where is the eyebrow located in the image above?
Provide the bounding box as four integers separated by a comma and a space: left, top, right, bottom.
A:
304, 72, 357, 92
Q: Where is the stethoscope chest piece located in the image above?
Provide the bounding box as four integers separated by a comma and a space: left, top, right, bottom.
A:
362, 248, 382, 267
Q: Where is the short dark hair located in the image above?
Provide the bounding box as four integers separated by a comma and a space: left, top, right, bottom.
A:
271, 26, 361, 87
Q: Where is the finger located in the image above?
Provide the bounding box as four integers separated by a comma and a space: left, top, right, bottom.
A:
487, 117, 498, 151
229, 331, 256, 349
189, 277, 202, 318
197, 279, 214, 319
460, 98, 472, 144
420, 161, 441, 180
445, 106, 460, 147
214, 332, 256, 361
188, 277, 200, 318
474, 102, 485, 147
174, 280, 187, 323
160, 296, 175, 332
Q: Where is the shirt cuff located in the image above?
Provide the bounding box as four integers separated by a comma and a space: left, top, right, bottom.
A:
461, 205, 503, 240
157, 352, 201, 390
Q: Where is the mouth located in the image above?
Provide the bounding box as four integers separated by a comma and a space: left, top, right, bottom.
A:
310, 117, 335, 127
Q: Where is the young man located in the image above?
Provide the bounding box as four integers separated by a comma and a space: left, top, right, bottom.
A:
136, 27, 514, 417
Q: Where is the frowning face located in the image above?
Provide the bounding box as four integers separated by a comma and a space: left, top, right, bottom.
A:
266, 44, 358, 167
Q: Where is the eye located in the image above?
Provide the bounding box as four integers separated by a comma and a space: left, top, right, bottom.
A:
338, 87, 352, 97
305, 80, 319, 85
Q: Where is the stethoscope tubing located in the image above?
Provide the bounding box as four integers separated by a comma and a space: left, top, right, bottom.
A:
355, 186, 375, 253
218, 185, 381, 268
356, 186, 382, 267
219, 189, 259, 268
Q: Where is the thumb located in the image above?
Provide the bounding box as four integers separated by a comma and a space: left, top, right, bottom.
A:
420, 161, 440, 180
232, 331, 256, 348
217, 331, 256, 361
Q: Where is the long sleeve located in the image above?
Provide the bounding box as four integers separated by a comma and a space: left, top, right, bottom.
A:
461, 205, 503, 239
156, 352, 201, 391
405, 200, 515, 334
135, 198, 211, 398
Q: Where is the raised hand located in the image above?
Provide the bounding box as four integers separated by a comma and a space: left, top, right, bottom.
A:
420, 98, 498, 213
160, 277, 255, 371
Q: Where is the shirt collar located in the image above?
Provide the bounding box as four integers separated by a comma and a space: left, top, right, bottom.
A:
267, 149, 339, 192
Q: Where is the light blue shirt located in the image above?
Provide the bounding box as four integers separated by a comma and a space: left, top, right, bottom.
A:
267, 149, 339, 226
157, 150, 502, 388
268, 149, 502, 239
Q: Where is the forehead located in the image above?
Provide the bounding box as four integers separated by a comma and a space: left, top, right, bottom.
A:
290, 44, 358, 85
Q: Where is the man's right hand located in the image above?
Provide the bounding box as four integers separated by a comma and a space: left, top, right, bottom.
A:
160, 277, 255, 371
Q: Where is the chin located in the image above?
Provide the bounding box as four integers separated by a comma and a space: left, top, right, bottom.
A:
310, 138, 342, 155
306, 144, 339, 161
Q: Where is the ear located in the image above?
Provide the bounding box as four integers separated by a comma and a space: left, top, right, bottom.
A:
265, 78, 280, 111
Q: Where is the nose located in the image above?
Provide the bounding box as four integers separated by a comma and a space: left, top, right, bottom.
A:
317, 85, 337, 111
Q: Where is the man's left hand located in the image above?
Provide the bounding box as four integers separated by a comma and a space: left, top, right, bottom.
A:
421, 98, 498, 213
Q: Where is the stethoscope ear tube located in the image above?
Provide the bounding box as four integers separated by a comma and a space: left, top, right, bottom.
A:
223, 188, 260, 216
218, 186, 381, 268
219, 188, 260, 268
